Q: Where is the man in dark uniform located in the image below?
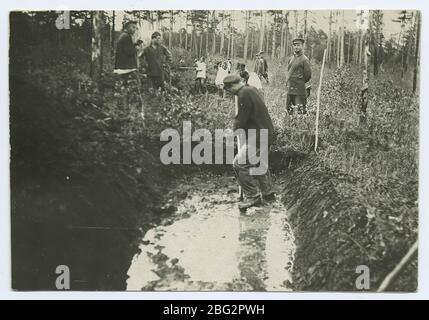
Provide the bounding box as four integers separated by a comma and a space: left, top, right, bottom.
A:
259, 51, 269, 83
286, 38, 312, 114
254, 53, 263, 79
114, 21, 140, 85
141, 32, 172, 93
223, 74, 276, 211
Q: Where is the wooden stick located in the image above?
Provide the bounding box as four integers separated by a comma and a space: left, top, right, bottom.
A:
235, 95, 244, 201
377, 240, 418, 292
133, 72, 145, 123
314, 49, 327, 152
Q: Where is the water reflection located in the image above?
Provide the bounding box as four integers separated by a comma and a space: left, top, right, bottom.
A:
126, 176, 295, 291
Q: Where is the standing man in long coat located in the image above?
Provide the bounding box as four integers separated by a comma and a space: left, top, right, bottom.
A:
141, 32, 172, 93
286, 38, 312, 114
114, 20, 141, 84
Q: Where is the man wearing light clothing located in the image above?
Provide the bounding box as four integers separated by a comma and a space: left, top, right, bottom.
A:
195, 57, 207, 94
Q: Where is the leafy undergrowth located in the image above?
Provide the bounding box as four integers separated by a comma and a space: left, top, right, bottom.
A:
10, 51, 418, 291
272, 64, 419, 291
10, 54, 239, 290
10, 73, 175, 290
282, 158, 417, 291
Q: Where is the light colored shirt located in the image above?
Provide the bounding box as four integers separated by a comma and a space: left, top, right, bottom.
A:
196, 61, 206, 79
247, 72, 262, 90
113, 68, 136, 74
215, 67, 228, 86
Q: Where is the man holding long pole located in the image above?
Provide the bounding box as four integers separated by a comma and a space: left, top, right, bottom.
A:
223, 75, 276, 212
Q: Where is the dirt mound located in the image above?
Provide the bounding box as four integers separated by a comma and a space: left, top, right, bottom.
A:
280, 157, 417, 292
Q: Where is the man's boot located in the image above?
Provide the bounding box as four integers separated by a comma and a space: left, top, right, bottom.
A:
239, 196, 262, 212
262, 192, 276, 203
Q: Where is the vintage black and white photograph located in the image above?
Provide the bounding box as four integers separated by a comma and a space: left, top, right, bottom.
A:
10, 9, 419, 292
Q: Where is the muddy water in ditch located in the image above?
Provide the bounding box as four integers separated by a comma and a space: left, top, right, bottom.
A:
126, 174, 296, 291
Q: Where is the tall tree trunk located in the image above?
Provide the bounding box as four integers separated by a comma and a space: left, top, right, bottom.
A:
185, 14, 189, 50
340, 11, 345, 67
403, 35, 410, 75
303, 10, 308, 52
199, 32, 203, 58
293, 10, 298, 38
337, 33, 340, 67
220, 14, 225, 55
280, 12, 284, 58
359, 31, 364, 64
250, 29, 254, 58
205, 30, 209, 56
355, 31, 360, 64
90, 11, 104, 79
413, 11, 420, 93
169, 10, 173, 49
227, 34, 230, 57
231, 32, 234, 59
259, 11, 264, 52
372, 10, 383, 76
271, 13, 276, 59
265, 13, 269, 53
327, 10, 332, 63
212, 28, 216, 55
347, 32, 351, 63
336, 12, 340, 67
227, 14, 232, 58
206, 12, 210, 56
212, 10, 216, 55
191, 26, 194, 54
111, 10, 115, 56
157, 12, 161, 31
150, 11, 154, 30
360, 35, 370, 122
284, 14, 289, 58
243, 11, 249, 60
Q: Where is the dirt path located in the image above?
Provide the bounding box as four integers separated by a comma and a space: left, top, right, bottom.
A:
126, 173, 296, 291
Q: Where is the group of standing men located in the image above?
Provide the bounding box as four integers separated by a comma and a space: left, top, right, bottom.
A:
114, 20, 172, 94
222, 37, 312, 211
113, 19, 312, 211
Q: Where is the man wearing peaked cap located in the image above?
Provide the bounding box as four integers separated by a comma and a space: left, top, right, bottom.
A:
223, 74, 241, 86
123, 20, 137, 29
292, 37, 305, 44
141, 31, 172, 93
223, 74, 276, 212
258, 51, 269, 83
286, 36, 312, 114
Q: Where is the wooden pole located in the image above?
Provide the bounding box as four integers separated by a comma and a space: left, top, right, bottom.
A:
235, 95, 243, 201
377, 240, 418, 292
314, 49, 327, 152
413, 11, 421, 94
